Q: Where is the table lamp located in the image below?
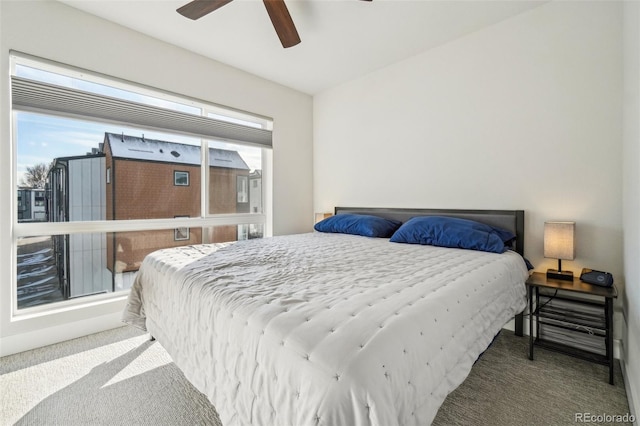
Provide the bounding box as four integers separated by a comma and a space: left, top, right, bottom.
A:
544, 221, 575, 281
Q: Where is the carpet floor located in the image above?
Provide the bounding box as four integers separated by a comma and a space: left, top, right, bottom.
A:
0, 326, 632, 425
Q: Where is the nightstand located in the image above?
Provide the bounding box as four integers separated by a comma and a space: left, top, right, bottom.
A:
526, 271, 617, 384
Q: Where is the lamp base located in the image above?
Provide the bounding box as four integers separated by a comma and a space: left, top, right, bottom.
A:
546, 269, 574, 281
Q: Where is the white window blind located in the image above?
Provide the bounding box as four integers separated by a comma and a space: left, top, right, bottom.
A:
11, 76, 272, 147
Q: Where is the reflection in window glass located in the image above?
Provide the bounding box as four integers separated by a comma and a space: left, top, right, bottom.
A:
208, 140, 262, 216
205, 224, 264, 244
109, 229, 201, 274
17, 228, 202, 308
17, 236, 64, 309
17, 233, 115, 309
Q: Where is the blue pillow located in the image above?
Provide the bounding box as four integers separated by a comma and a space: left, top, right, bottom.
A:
314, 214, 402, 238
491, 227, 517, 245
389, 216, 513, 253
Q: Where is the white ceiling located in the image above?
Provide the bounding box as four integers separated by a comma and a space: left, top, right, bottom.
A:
59, 0, 545, 95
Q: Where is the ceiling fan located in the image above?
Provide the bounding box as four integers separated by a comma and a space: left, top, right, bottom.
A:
177, 0, 371, 49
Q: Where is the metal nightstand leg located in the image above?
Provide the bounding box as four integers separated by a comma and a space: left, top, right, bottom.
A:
606, 297, 614, 385
535, 287, 540, 341
529, 284, 534, 360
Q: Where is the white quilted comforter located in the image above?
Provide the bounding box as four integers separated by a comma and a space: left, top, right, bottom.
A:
123, 232, 528, 426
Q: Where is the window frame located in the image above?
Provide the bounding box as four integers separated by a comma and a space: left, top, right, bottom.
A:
10, 52, 272, 318
174, 170, 190, 187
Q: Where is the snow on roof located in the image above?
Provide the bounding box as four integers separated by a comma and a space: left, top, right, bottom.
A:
104, 133, 250, 170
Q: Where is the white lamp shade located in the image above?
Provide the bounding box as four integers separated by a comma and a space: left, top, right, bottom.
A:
544, 221, 575, 260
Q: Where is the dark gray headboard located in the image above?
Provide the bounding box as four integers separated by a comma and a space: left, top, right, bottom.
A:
334, 207, 525, 256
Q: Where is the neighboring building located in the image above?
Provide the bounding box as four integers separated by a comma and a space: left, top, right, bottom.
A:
102, 132, 254, 275
248, 170, 264, 238
48, 151, 108, 298
45, 133, 260, 303
249, 170, 262, 214
48, 151, 106, 223
17, 187, 47, 222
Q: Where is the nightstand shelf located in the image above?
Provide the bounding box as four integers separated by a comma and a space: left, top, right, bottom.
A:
533, 338, 609, 365
526, 272, 617, 384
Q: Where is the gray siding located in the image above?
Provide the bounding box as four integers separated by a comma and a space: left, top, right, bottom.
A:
68, 157, 109, 298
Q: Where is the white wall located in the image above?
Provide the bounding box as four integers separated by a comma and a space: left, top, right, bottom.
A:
623, 0, 640, 418
0, 0, 313, 355
315, 1, 624, 334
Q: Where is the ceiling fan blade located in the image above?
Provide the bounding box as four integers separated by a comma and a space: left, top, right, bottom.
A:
177, 0, 234, 20
263, 0, 301, 48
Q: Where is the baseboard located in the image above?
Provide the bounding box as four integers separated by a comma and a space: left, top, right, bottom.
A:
620, 355, 639, 426
615, 339, 623, 361
0, 311, 124, 357
619, 313, 640, 426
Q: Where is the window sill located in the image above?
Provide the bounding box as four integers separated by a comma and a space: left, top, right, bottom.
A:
12, 291, 129, 323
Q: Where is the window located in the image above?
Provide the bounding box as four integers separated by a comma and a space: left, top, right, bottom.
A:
34, 192, 45, 207
175, 227, 190, 241
10, 52, 272, 313
237, 224, 249, 241
174, 171, 190, 186
237, 176, 248, 203
174, 215, 190, 241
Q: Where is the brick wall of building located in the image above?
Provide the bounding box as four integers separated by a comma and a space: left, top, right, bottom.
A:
105, 154, 249, 272
113, 159, 200, 220
209, 168, 249, 214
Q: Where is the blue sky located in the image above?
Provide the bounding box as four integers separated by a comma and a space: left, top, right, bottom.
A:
17, 113, 263, 185
16, 65, 263, 185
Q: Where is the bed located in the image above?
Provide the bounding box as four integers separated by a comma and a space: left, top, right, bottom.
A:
122, 207, 529, 425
